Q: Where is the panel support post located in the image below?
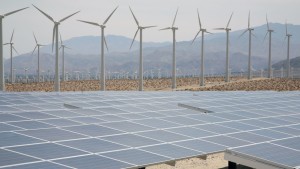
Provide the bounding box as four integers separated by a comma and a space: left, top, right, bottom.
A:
228, 161, 237, 169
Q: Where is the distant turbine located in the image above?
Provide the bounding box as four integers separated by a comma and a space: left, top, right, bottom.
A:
78, 6, 118, 91
32, 33, 44, 82
215, 12, 233, 82
59, 34, 71, 82
33, 5, 79, 92
160, 8, 179, 89
263, 15, 274, 78
4, 30, 19, 83
285, 22, 292, 78
129, 7, 156, 91
240, 11, 255, 80
192, 9, 212, 86
0, 7, 28, 91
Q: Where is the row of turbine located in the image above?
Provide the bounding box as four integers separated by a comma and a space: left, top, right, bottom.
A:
0, 5, 294, 92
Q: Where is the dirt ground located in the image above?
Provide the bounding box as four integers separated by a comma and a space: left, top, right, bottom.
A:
5, 77, 300, 92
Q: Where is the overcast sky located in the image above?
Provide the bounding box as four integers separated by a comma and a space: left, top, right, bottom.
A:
1, 0, 300, 57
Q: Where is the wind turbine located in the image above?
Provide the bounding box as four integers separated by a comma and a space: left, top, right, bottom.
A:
33, 5, 79, 92
285, 22, 292, 78
78, 6, 118, 91
240, 11, 255, 80
215, 12, 233, 82
4, 30, 19, 83
32, 33, 44, 82
191, 9, 212, 86
263, 15, 274, 78
129, 7, 156, 91
160, 8, 179, 89
0, 7, 28, 91
59, 34, 71, 82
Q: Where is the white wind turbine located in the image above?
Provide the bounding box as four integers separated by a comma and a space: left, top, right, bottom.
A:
59, 34, 71, 82
263, 15, 274, 78
78, 6, 118, 91
33, 5, 79, 92
191, 9, 212, 86
129, 7, 156, 91
215, 12, 233, 82
0, 7, 28, 91
160, 8, 179, 89
240, 12, 255, 80
4, 30, 19, 83
285, 22, 292, 78
32, 33, 45, 82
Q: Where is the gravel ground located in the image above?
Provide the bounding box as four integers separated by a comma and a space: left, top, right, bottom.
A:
5, 77, 300, 92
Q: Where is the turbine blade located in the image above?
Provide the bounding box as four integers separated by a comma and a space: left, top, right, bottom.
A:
143, 26, 156, 29
104, 36, 109, 52
172, 8, 179, 27
129, 7, 139, 26
226, 12, 233, 28
3, 43, 10, 45
4, 7, 29, 17
285, 21, 288, 35
205, 31, 213, 34
239, 29, 248, 38
103, 6, 118, 25
130, 28, 139, 50
10, 29, 14, 43
60, 33, 63, 45
251, 32, 256, 38
32, 5, 54, 22
160, 27, 171, 30
59, 11, 80, 23
12, 46, 19, 55
33, 32, 38, 44
197, 9, 201, 29
248, 11, 250, 28
52, 25, 56, 52
65, 46, 71, 50
263, 32, 268, 43
77, 19, 100, 26
266, 14, 270, 30
214, 28, 225, 30
31, 45, 37, 55
191, 30, 201, 44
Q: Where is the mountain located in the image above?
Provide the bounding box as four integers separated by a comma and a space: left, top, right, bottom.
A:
272, 56, 300, 69
4, 23, 300, 76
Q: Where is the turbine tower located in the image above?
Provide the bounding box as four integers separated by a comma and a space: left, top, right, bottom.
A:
33, 5, 79, 92
4, 30, 18, 83
263, 15, 274, 78
59, 34, 71, 82
78, 6, 118, 91
160, 8, 179, 89
32, 33, 44, 82
240, 12, 255, 80
285, 22, 292, 78
0, 7, 28, 91
192, 9, 211, 86
129, 7, 156, 91
215, 12, 233, 82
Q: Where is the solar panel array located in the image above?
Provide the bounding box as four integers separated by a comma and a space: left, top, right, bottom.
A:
0, 91, 300, 169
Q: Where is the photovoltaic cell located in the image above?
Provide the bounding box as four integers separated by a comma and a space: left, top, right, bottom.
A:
101, 134, 162, 147
54, 155, 133, 169
101, 149, 170, 166
59, 138, 128, 153
142, 144, 201, 159
0, 149, 39, 167
8, 143, 87, 160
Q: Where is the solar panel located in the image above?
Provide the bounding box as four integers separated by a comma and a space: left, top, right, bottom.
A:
0, 91, 299, 169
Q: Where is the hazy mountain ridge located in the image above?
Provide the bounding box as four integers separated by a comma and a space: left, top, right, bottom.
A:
4, 23, 300, 75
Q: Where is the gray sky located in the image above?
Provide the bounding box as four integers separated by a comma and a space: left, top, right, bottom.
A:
1, 0, 300, 58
